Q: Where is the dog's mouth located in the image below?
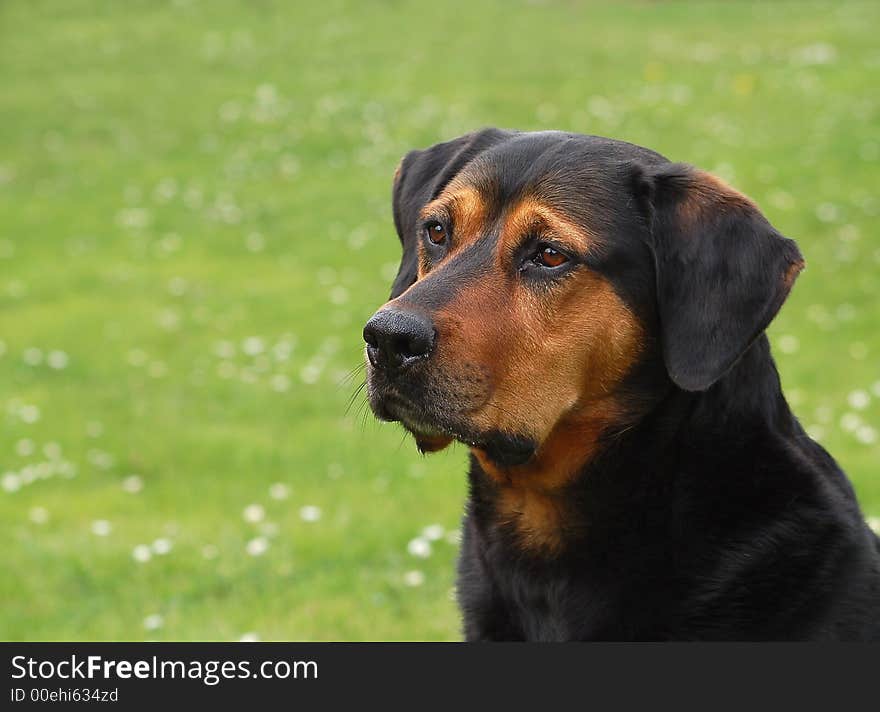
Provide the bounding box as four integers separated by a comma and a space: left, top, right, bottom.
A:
371, 388, 537, 465
380, 392, 459, 453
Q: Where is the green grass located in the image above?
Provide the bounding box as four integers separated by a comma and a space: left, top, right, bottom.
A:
1, 0, 878, 641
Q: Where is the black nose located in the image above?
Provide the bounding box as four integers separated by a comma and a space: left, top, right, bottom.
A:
363, 308, 435, 371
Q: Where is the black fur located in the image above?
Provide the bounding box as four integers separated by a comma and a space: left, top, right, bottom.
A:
377, 129, 880, 640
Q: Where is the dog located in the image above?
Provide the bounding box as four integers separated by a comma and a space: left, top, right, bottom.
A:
363, 128, 880, 640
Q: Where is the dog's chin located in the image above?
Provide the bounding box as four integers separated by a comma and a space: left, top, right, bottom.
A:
369, 392, 455, 454
372, 393, 538, 465
410, 430, 455, 454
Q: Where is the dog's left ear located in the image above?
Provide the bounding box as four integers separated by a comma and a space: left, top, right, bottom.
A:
389, 128, 512, 298
633, 163, 805, 392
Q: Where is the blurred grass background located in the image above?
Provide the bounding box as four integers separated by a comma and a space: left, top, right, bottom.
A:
1, 0, 878, 641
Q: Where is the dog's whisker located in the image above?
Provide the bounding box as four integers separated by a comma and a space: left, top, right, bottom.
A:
344, 380, 368, 415
338, 362, 367, 388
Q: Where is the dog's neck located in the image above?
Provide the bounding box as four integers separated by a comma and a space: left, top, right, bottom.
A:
468, 334, 798, 555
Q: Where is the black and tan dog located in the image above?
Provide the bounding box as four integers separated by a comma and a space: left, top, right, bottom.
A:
363, 129, 880, 640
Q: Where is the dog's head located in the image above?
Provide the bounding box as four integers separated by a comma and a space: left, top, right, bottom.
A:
364, 129, 803, 475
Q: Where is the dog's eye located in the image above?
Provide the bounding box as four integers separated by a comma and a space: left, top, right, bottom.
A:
423, 221, 448, 246
533, 245, 568, 268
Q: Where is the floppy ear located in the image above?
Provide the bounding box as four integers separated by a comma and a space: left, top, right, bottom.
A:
389, 128, 511, 298
635, 163, 805, 392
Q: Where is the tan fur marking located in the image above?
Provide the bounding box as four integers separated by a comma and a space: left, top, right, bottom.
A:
415, 433, 454, 452
501, 197, 596, 257
466, 273, 642, 444
494, 487, 570, 553
696, 171, 754, 206
680, 170, 757, 226
420, 186, 487, 247
784, 258, 805, 289
417, 186, 488, 278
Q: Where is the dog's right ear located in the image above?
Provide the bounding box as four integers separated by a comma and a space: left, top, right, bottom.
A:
389, 128, 511, 298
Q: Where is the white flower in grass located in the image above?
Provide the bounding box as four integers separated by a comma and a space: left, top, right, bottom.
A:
777, 335, 799, 354
216, 361, 236, 379
445, 530, 462, 546
214, 340, 236, 359
156, 310, 180, 331
88, 449, 114, 469
152, 538, 173, 555
422, 524, 445, 541
2, 472, 21, 492
256, 83, 278, 105
245, 233, 265, 253
239, 632, 260, 642
856, 426, 877, 445
20, 466, 36, 484
403, 570, 425, 587
270, 374, 290, 392
122, 475, 143, 494
272, 341, 293, 362
20, 405, 40, 423
15, 438, 36, 457
793, 43, 837, 66
268, 483, 289, 501
242, 337, 265, 356
243, 504, 265, 523
246, 536, 269, 556
815, 202, 839, 223
299, 364, 321, 384
15, 438, 35, 457
154, 177, 178, 202
143, 614, 164, 631
132, 545, 152, 563
867, 517, 880, 535
29, 506, 49, 524
848, 389, 870, 411
57, 460, 77, 478
23, 347, 43, 366
299, 505, 322, 523
407, 537, 432, 559
127, 348, 148, 366
329, 285, 348, 305
167, 277, 187, 296
7, 280, 26, 298
837, 304, 856, 321
47, 350, 69, 369
840, 413, 861, 433
91, 520, 112, 537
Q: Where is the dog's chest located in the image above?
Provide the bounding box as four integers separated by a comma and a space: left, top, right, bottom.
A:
503, 573, 584, 641
460, 520, 619, 641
